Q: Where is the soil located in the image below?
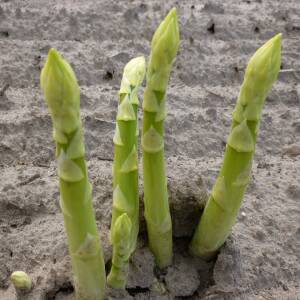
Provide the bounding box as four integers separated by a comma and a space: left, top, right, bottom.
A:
0, 0, 299, 299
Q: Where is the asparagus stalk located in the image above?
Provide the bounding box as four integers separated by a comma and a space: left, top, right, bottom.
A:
40, 48, 106, 300
190, 34, 282, 260
108, 56, 145, 288
142, 8, 180, 268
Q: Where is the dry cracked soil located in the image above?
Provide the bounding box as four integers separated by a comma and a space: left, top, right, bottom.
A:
0, 0, 299, 299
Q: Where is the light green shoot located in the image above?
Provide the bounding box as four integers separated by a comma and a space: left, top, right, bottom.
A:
41, 48, 106, 300
142, 8, 180, 268
108, 56, 145, 288
10, 271, 32, 291
190, 34, 282, 260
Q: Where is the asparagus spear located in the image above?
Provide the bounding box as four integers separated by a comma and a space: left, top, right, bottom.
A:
10, 271, 32, 291
190, 34, 282, 260
142, 8, 180, 268
108, 56, 145, 288
10, 271, 32, 300
41, 48, 106, 300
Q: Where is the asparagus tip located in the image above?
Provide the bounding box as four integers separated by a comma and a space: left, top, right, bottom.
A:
119, 56, 146, 95
273, 32, 282, 41
48, 47, 61, 63
40, 47, 80, 134
169, 7, 177, 17
244, 32, 281, 98
10, 271, 32, 291
151, 7, 180, 58
114, 213, 132, 240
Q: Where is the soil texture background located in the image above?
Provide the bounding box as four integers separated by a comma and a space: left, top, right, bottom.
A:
0, 0, 299, 299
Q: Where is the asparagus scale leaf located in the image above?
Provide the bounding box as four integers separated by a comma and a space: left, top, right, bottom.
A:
108, 56, 146, 288
190, 34, 282, 260
41, 49, 106, 300
107, 213, 132, 288
142, 8, 180, 268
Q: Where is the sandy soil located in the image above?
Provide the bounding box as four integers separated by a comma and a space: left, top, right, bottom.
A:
0, 0, 300, 299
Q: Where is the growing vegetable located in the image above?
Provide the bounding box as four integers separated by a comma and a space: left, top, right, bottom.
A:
108, 56, 145, 288
10, 271, 32, 292
190, 34, 282, 260
40, 48, 106, 300
142, 7, 180, 268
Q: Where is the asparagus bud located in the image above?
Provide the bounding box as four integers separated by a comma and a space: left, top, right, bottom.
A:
10, 271, 32, 291
142, 8, 180, 268
41, 49, 106, 300
190, 34, 282, 260
107, 213, 132, 289
41, 48, 80, 135
109, 56, 145, 288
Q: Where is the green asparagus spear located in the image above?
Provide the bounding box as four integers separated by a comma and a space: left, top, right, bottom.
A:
108, 56, 145, 288
107, 213, 132, 288
142, 8, 180, 268
190, 34, 282, 260
10, 271, 32, 291
41, 48, 106, 300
